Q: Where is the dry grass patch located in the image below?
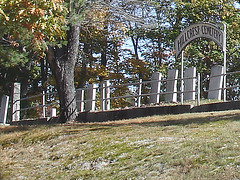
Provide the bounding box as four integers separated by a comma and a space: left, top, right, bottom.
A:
0, 110, 240, 179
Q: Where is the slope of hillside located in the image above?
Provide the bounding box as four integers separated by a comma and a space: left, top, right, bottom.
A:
1, 110, 240, 179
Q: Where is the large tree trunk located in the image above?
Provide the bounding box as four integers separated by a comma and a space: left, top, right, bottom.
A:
78, 42, 89, 88
100, 24, 108, 82
100, 39, 107, 82
47, 25, 80, 123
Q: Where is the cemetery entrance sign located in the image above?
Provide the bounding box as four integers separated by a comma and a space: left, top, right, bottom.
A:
174, 22, 227, 101
175, 23, 226, 57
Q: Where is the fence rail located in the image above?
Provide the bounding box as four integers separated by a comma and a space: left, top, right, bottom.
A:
11, 90, 58, 122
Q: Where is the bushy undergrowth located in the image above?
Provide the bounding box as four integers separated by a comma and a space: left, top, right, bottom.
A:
0, 110, 240, 179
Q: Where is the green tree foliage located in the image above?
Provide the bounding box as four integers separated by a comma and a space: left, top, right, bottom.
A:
0, 0, 67, 97
2, 0, 240, 119
76, 0, 240, 106
170, 0, 240, 98
0, 0, 72, 120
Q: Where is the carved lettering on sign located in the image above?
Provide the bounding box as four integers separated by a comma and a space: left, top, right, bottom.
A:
175, 23, 225, 57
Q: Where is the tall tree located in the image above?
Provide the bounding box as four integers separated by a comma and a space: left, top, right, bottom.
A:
0, 0, 81, 122
46, 0, 88, 122
47, 25, 80, 122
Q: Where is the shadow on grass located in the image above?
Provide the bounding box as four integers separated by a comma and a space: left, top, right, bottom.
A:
139, 113, 240, 127
0, 126, 30, 134
1, 111, 240, 134
90, 112, 240, 128
0, 125, 56, 134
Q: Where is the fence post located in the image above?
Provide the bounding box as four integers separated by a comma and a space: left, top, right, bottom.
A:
208, 65, 224, 100
42, 91, 46, 118
0, 95, 9, 124
86, 84, 97, 111
197, 73, 201, 106
76, 89, 85, 112
105, 80, 111, 111
138, 79, 142, 107
150, 72, 162, 104
165, 69, 178, 102
181, 51, 184, 104
11, 83, 21, 121
184, 67, 196, 101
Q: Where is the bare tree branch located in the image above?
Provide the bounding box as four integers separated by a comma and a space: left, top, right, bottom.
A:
82, 0, 157, 28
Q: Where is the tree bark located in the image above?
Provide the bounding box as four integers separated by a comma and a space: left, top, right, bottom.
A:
100, 39, 107, 82
100, 24, 108, 82
78, 42, 89, 88
47, 25, 80, 123
131, 35, 139, 60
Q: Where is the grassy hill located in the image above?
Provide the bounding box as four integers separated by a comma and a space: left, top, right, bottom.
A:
1, 110, 240, 179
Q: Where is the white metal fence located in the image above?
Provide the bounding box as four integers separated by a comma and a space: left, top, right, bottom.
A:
75, 73, 200, 112
4, 66, 240, 122
11, 91, 58, 122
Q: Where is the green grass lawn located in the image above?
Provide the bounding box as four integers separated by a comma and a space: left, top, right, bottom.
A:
0, 110, 240, 179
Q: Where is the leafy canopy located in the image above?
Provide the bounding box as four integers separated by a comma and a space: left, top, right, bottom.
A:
0, 0, 68, 54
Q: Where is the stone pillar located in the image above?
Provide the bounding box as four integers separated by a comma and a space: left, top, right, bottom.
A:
42, 91, 46, 118
150, 72, 162, 104
100, 80, 111, 111
105, 80, 111, 111
0, 95, 9, 124
184, 67, 196, 101
86, 84, 97, 111
11, 83, 21, 121
50, 108, 57, 117
76, 89, 85, 112
165, 69, 178, 102
100, 81, 106, 111
208, 65, 224, 100
138, 79, 142, 107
